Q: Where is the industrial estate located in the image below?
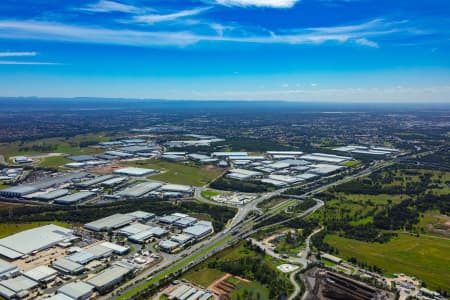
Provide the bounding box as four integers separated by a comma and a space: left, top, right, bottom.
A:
0, 103, 448, 300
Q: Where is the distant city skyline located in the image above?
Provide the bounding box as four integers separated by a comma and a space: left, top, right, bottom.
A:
0, 0, 449, 102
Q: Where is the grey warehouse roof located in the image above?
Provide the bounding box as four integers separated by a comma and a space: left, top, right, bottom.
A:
58, 281, 93, 299
86, 265, 131, 288
84, 213, 135, 231
55, 191, 95, 204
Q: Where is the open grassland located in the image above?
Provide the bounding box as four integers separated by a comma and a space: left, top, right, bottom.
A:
127, 159, 223, 186
182, 267, 225, 287
231, 280, 270, 300
417, 210, 450, 238
0, 221, 70, 238
0, 182, 11, 189
37, 156, 72, 168
324, 234, 450, 291
0, 134, 108, 159
342, 160, 361, 167
200, 190, 220, 198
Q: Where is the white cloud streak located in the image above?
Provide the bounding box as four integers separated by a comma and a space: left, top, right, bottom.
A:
78, 0, 140, 13
0, 60, 59, 65
215, 0, 300, 8
0, 51, 37, 57
0, 18, 422, 48
132, 7, 210, 24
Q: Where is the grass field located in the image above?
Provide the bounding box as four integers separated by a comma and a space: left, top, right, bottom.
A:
182, 267, 225, 287
127, 159, 223, 186
0, 221, 70, 238
342, 160, 361, 167
37, 156, 72, 168
324, 234, 450, 291
231, 280, 270, 300
0, 134, 108, 159
201, 190, 220, 198
0, 182, 10, 189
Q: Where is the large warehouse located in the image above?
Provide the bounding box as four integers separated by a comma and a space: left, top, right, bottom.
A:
113, 167, 158, 177
84, 214, 135, 232
0, 224, 75, 260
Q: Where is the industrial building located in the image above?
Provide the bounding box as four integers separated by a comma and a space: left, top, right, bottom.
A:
31, 189, 69, 201
160, 184, 193, 194
173, 216, 198, 228
101, 176, 127, 187
0, 224, 75, 260
158, 213, 188, 225
0, 185, 38, 198
158, 240, 180, 253
113, 167, 158, 177
84, 213, 135, 232
118, 223, 152, 237
226, 168, 262, 181
126, 211, 155, 221
55, 191, 95, 205
77, 175, 115, 188
301, 153, 351, 164
86, 265, 133, 292
183, 221, 214, 239
212, 152, 248, 158
0, 259, 19, 280
309, 164, 345, 175
161, 154, 185, 162
0, 275, 38, 299
118, 182, 161, 198
170, 234, 193, 245
100, 242, 129, 255
334, 145, 399, 156
68, 155, 97, 162
23, 265, 57, 283
67, 251, 96, 265
104, 151, 133, 158
128, 226, 168, 243
163, 283, 213, 300
58, 281, 94, 300
52, 258, 85, 275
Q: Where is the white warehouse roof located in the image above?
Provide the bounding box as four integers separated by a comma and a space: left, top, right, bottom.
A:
0, 224, 74, 259
113, 167, 158, 177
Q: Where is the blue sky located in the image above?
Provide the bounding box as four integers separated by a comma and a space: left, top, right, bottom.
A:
0, 0, 449, 102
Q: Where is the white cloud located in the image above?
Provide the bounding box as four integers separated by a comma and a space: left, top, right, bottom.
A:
0, 51, 37, 57
0, 18, 423, 48
132, 7, 210, 24
0, 60, 58, 65
79, 0, 139, 13
215, 0, 300, 8
355, 37, 379, 48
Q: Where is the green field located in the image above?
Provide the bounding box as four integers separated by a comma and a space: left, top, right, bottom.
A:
201, 190, 220, 198
0, 134, 108, 159
231, 280, 270, 300
0, 221, 70, 238
324, 234, 450, 291
37, 156, 72, 168
182, 267, 225, 287
127, 159, 223, 186
342, 160, 361, 167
